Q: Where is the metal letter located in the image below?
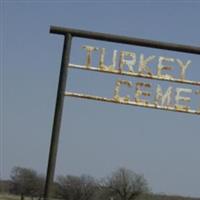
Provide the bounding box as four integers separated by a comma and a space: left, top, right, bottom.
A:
134, 82, 151, 103
113, 80, 132, 102
139, 54, 155, 75
155, 85, 172, 106
82, 45, 98, 68
119, 51, 136, 72
99, 48, 117, 71
195, 90, 200, 112
157, 56, 174, 79
176, 59, 191, 80
175, 88, 192, 110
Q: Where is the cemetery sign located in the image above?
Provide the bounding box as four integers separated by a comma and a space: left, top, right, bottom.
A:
44, 26, 200, 200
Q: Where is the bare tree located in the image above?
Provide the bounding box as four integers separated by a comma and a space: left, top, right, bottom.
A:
35, 174, 45, 200
10, 166, 44, 200
103, 168, 149, 200
56, 174, 97, 200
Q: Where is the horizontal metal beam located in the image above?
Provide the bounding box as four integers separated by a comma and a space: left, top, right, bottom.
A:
50, 26, 200, 55
69, 64, 200, 86
65, 91, 200, 115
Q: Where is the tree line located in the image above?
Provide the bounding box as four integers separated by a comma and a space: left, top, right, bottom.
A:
0, 167, 149, 200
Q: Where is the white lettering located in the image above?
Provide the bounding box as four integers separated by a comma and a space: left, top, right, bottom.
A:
139, 54, 155, 75
176, 59, 191, 80
155, 85, 172, 106
99, 48, 117, 71
82, 45, 98, 68
135, 82, 151, 103
175, 88, 192, 110
157, 56, 174, 78
113, 80, 132, 102
119, 51, 136, 72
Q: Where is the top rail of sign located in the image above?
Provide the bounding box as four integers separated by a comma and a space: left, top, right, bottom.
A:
50, 26, 200, 55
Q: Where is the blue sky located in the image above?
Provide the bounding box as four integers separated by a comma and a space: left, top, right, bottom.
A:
1, 0, 200, 198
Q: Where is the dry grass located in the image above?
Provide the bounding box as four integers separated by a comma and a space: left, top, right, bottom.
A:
0, 193, 199, 200
0, 194, 20, 200
137, 194, 200, 200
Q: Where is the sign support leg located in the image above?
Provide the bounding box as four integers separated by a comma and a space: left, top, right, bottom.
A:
44, 33, 72, 200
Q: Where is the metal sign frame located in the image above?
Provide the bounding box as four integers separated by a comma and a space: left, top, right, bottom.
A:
44, 26, 200, 199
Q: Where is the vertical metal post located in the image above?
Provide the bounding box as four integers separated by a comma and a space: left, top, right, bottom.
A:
44, 33, 72, 200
